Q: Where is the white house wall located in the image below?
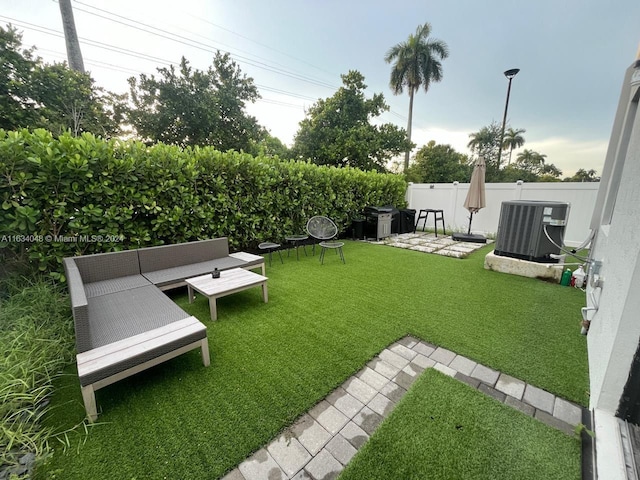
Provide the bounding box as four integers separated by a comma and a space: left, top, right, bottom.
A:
406, 182, 599, 246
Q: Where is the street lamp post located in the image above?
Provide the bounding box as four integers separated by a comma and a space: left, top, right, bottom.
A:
498, 68, 520, 169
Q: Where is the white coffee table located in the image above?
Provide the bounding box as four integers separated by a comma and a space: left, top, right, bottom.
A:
185, 268, 268, 321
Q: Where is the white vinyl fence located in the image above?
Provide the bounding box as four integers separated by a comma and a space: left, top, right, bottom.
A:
405, 181, 599, 247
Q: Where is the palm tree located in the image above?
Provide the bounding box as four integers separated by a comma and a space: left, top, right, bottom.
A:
502, 127, 526, 165
385, 23, 449, 172
516, 149, 547, 174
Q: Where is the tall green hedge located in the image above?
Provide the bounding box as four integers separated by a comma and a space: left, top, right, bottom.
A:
0, 129, 407, 277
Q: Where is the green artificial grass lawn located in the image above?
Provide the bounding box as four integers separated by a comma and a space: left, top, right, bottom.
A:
38, 241, 588, 479
340, 369, 581, 480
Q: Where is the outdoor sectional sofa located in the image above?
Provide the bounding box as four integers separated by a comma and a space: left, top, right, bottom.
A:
63, 237, 264, 421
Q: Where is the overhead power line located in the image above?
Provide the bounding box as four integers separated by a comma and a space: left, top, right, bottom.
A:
71, 0, 339, 90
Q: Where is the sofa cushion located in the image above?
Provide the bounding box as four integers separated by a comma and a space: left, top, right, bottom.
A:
142, 257, 247, 287
87, 285, 190, 349
138, 238, 230, 274
84, 274, 152, 298
73, 250, 141, 283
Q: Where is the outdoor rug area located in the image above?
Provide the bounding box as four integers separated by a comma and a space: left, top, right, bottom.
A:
372, 232, 494, 258
224, 336, 583, 480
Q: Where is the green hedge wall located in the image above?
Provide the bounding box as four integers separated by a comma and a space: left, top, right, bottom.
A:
0, 129, 407, 277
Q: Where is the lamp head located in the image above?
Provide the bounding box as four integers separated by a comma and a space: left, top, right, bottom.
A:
504, 68, 520, 79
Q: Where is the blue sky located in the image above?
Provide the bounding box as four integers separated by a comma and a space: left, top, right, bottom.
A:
2, 0, 639, 176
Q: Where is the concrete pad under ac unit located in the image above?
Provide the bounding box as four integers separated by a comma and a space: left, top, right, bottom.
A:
483, 250, 563, 282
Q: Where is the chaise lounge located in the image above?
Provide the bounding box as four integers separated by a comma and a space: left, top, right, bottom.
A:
63, 238, 264, 421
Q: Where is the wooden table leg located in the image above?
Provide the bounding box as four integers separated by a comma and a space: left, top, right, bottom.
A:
188, 285, 194, 304
262, 282, 268, 303
209, 297, 217, 321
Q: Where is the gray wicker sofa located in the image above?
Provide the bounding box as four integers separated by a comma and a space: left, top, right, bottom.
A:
63, 237, 264, 421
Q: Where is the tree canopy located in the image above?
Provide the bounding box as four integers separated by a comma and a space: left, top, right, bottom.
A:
292, 70, 412, 172
385, 23, 449, 172
127, 52, 262, 150
406, 141, 470, 183
0, 25, 121, 137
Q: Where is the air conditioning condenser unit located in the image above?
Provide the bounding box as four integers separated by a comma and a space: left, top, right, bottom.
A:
494, 200, 569, 263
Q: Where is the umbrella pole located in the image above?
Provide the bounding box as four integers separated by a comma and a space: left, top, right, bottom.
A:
467, 212, 474, 235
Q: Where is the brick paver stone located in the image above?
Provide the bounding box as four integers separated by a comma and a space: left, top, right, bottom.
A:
433, 362, 456, 377
553, 397, 583, 426
380, 381, 406, 403
412, 341, 436, 357
393, 369, 418, 390
523, 385, 555, 414
470, 364, 500, 386
368, 393, 394, 417
379, 349, 411, 369
402, 362, 423, 377
290, 470, 313, 480
448, 355, 477, 376
309, 401, 349, 435
534, 410, 575, 436
359, 367, 389, 390
504, 396, 535, 416
398, 337, 419, 349
430, 347, 456, 366
325, 434, 358, 465
353, 406, 383, 435
412, 353, 436, 370
339, 422, 369, 449
343, 377, 378, 404
239, 448, 286, 480
290, 414, 331, 455
267, 435, 312, 478
368, 358, 401, 379
478, 383, 506, 403
327, 388, 365, 419
221, 468, 244, 480
495, 373, 526, 400
304, 449, 342, 480
390, 343, 417, 360
454, 372, 481, 389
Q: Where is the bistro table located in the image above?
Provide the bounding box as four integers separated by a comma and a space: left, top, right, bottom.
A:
284, 234, 309, 260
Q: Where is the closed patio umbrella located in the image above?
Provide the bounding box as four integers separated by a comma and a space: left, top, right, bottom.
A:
463, 156, 486, 234
452, 157, 487, 243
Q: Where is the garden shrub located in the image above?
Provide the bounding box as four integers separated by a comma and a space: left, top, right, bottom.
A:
0, 129, 407, 277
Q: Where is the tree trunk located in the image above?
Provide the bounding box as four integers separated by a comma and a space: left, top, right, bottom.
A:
404, 88, 415, 172
59, 0, 85, 73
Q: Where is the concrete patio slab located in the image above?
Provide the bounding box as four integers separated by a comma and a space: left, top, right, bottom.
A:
553, 397, 583, 426
367, 358, 401, 380
358, 366, 389, 390
343, 377, 378, 404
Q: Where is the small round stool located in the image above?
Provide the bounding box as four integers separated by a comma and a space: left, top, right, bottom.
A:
318, 241, 345, 264
258, 242, 283, 266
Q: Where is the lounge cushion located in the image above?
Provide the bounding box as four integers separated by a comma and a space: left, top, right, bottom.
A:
138, 238, 230, 274
141, 257, 247, 287
87, 285, 190, 349
84, 274, 152, 298
74, 250, 141, 283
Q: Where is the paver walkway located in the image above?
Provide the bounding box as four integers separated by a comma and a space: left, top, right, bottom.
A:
222, 336, 585, 480
374, 231, 493, 258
